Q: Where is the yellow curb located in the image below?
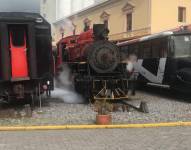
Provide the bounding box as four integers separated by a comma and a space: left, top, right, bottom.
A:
0, 122, 191, 131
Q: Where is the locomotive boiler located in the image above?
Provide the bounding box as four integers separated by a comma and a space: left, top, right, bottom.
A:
56, 24, 130, 101
0, 12, 54, 104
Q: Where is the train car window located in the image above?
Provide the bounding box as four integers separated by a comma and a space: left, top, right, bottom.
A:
120, 45, 129, 60
11, 28, 25, 46
152, 39, 162, 58
70, 39, 76, 44
120, 45, 128, 54
173, 35, 191, 57
129, 44, 138, 56
141, 42, 151, 58
160, 39, 168, 57
137, 43, 143, 58
151, 38, 168, 58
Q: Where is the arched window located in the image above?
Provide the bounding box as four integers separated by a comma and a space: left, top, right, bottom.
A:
72, 23, 77, 35
100, 11, 110, 28
59, 27, 64, 38
122, 3, 134, 31
83, 18, 91, 32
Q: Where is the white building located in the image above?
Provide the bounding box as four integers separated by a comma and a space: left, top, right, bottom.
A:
40, 0, 106, 44
40, 0, 56, 42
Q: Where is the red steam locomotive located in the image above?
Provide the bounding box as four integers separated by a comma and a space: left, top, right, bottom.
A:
56, 24, 130, 102
0, 12, 54, 104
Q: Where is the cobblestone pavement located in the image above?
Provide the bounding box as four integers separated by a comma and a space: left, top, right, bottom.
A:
0, 127, 191, 150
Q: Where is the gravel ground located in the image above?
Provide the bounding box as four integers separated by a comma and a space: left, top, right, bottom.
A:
0, 90, 191, 126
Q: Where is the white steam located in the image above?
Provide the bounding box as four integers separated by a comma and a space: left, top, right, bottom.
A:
52, 64, 84, 104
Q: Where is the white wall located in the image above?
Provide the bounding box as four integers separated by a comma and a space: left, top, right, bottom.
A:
41, 0, 108, 44
40, 0, 56, 42
56, 0, 101, 20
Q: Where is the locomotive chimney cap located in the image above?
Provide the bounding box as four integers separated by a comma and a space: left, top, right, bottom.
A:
93, 24, 109, 40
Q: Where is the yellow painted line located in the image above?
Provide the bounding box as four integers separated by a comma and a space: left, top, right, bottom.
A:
0, 122, 191, 131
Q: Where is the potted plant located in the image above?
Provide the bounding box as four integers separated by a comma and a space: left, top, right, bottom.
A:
96, 99, 112, 125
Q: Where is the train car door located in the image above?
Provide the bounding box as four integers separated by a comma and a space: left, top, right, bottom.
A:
9, 27, 29, 79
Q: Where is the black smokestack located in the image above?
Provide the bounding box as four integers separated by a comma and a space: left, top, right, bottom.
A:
93, 24, 109, 40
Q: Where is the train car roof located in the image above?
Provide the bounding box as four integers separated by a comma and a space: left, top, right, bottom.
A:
0, 12, 49, 24
118, 25, 191, 46
117, 31, 174, 46
139, 31, 173, 41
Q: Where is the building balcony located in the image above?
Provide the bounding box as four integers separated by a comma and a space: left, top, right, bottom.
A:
109, 27, 151, 41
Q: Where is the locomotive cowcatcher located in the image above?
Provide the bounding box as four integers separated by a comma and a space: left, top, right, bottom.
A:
56, 24, 132, 104
0, 12, 54, 104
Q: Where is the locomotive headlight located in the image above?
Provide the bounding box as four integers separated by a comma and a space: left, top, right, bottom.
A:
47, 81, 50, 85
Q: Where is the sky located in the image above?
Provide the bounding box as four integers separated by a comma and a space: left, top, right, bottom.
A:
0, 0, 40, 13
57, 0, 95, 19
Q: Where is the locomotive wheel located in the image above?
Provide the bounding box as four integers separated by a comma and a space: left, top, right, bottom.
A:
87, 40, 120, 73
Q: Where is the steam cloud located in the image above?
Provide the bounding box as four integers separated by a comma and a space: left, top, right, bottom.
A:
52, 64, 84, 104
52, 18, 84, 104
